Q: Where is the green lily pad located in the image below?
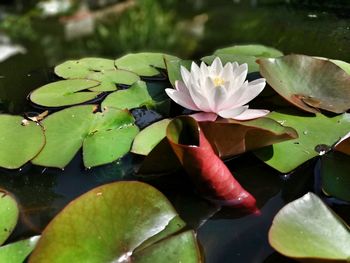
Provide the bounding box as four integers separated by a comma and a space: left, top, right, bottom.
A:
254, 110, 350, 173
29, 181, 200, 263
269, 192, 350, 262
202, 44, 283, 73
101, 81, 155, 110
32, 105, 139, 168
0, 236, 40, 263
131, 119, 171, 155
164, 57, 191, 87
30, 79, 101, 107
321, 152, 350, 202
258, 54, 350, 113
0, 190, 19, 245
87, 70, 140, 92
0, 115, 45, 169
54, 58, 116, 79
115, 53, 177, 76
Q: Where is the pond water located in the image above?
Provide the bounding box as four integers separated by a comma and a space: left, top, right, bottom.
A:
1, 1, 350, 262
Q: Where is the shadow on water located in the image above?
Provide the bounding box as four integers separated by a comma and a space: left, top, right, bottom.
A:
1, 1, 350, 262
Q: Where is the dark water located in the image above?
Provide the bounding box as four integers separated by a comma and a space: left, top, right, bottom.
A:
1, 1, 350, 262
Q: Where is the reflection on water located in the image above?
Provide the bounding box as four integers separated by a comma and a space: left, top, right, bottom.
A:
1, 1, 350, 262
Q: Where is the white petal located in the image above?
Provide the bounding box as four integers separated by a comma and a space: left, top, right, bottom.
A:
210, 57, 223, 75
212, 85, 228, 112
180, 66, 191, 87
218, 81, 249, 110
200, 61, 209, 76
231, 63, 248, 88
188, 75, 211, 112
191, 61, 201, 78
218, 106, 248, 119
175, 80, 189, 94
234, 78, 266, 106
190, 112, 218, 122
220, 62, 233, 82
165, 89, 200, 111
233, 109, 269, 120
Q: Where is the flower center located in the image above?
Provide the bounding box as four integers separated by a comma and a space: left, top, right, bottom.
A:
212, 76, 225, 87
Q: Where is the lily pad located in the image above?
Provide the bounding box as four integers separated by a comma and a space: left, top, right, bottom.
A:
30, 79, 101, 107
101, 81, 155, 110
32, 105, 139, 168
314, 57, 350, 75
0, 115, 45, 169
54, 58, 116, 79
29, 181, 200, 263
321, 152, 350, 202
258, 54, 350, 113
115, 53, 177, 77
131, 119, 171, 155
254, 110, 350, 173
0, 190, 19, 245
0, 236, 40, 263
202, 44, 283, 73
164, 57, 191, 87
269, 192, 350, 262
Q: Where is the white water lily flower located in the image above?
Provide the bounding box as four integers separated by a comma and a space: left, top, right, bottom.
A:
165, 57, 269, 121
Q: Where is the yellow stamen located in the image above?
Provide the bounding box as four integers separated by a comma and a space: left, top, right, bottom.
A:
213, 76, 225, 87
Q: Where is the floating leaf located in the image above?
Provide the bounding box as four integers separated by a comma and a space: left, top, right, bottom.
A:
29, 181, 200, 263
87, 70, 140, 92
258, 55, 350, 113
202, 44, 283, 73
54, 58, 115, 79
32, 105, 139, 168
0, 115, 45, 169
254, 110, 350, 173
131, 119, 171, 155
0, 191, 19, 245
321, 152, 350, 202
115, 53, 177, 76
164, 57, 191, 87
0, 236, 40, 263
269, 192, 350, 262
30, 79, 101, 107
315, 57, 350, 75
200, 117, 297, 159
101, 81, 154, 110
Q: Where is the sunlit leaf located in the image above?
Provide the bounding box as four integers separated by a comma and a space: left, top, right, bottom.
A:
115, 53, 177, 76
254, 110, 350, 173
131, 119, 171, 155
258, 55, 350, 113
0, 236, 40, 263
269, 192, 350, 262
30, 79, 101, 107
0, 190, 19, 245
0, 115, 45, 169
32, 105, 138, 168
29, 182, 200, 263
87, 70, 140, 91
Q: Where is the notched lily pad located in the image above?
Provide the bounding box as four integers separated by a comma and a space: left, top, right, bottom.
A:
29, 181, 200, 263
254, 110, 350, 173
202, 44, 283, 73
269, 192, 350, 262
0, 115, 45, 169
54, 57, 116, 79
30, 79, 101, 107
258, 54, 350, 113
32, 105, 139, 168
115, 53, 177, 77
0, 190, 19, 245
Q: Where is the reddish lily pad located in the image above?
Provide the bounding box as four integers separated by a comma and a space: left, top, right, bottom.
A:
269, 192, 350, 262
0, 115, 45, 169
258, 54, 350, 113
32, 105, 139, 168
29, 181, 200, 263
0, 190, 19, 245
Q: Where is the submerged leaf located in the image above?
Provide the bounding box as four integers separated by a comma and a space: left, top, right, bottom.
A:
0, 190, 19, 245
32, 105, 138, 168
254, 110, 350, 173
115, 53, 177, 76
30, 79, 101, 107
0, 115, 45, 169
258, 55, 350, 113
269, 192, 350, 262
29, 181, 200, 263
